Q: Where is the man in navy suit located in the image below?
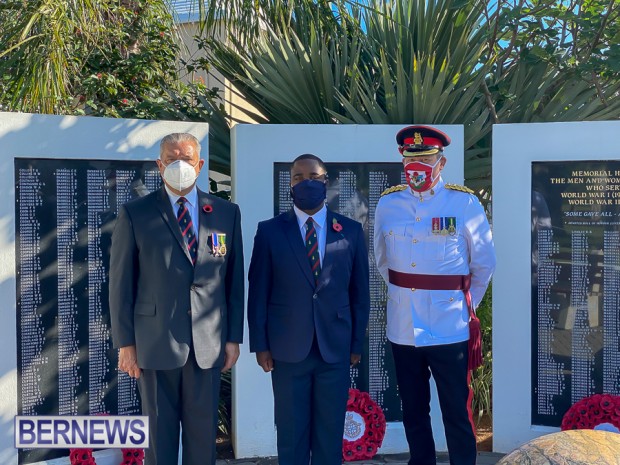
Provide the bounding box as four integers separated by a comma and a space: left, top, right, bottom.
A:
248, 154, 370, 465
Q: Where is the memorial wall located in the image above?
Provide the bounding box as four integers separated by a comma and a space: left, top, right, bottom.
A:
15, 159, 161, 463
493, 121, 620, 452
532, 161, 620, 426
0, 113, 208, 465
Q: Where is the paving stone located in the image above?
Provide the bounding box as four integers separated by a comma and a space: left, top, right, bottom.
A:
477, 452, 505, 465
382, 453, 410, 462
214, 451, 504, 464
254, 458, 279, 465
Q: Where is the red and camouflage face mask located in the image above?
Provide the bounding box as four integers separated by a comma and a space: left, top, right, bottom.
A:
404, 156, 443, 192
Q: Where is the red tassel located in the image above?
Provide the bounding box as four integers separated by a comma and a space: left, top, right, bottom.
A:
468, 316, 483, 371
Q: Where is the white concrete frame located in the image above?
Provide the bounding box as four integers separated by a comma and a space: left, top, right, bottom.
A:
492, 120, 620, 453
231, 123, 465, 459
0, 112, 209, 465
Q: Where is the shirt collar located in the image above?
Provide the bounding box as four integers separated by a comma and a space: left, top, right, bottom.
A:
408, 177, 445, 201
294, 204, 327, 230
164, 184, 198, 207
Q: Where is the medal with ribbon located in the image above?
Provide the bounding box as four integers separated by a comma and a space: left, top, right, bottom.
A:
211, 233, 227, 257
218, 233, 227, 256
440, 217, 448, 236
447, 217, 457, 236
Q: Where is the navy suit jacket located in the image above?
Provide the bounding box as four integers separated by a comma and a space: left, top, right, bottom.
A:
248, 209, 370, 364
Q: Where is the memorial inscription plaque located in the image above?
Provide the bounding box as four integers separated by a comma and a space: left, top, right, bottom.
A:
532, 161, 620, 426
15, 158, 160, 464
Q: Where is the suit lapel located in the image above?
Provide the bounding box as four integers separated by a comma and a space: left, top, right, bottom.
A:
196, 190, 214, 266
155, 187, 192, 264
283, 210, 315, 287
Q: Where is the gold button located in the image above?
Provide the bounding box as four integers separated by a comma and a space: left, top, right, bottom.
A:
411, 288, 416, 292
449, 297, 454, 302
411, 263, 416, 267
413, 239, 418, 244
416, 217, 421, 222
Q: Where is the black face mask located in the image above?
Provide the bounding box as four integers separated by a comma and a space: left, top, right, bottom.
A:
290, 179, 327, 211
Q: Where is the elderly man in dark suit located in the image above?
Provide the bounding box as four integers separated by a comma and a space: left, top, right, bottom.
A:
248, 153, 370, 465
109, 133, 244, 465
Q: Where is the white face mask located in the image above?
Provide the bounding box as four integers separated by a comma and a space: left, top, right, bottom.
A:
161, 159, 199, 191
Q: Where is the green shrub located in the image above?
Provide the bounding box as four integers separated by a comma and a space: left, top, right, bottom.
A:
471, 282, 492, 422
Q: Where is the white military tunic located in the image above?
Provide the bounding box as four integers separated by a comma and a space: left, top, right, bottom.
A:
374, 178, 496, 347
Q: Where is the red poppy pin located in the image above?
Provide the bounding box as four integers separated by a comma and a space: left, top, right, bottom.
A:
332, 218, 343, 232
203, 205, 213, 213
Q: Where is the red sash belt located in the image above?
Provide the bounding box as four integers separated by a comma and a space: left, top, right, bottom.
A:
388, 270, 470, 290
387, 269, 483, 371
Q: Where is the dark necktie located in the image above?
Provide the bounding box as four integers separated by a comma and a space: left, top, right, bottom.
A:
305, 217, 321, 285
177, 197, 197, 265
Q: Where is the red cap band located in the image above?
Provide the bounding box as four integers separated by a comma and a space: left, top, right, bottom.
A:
402, 136, 443, 148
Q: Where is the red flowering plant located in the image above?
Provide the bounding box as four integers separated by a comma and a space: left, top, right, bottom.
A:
332, 218, 343, 232
68, 448, 144, 465
561, 393, 620, 432
342, 388, 386, 462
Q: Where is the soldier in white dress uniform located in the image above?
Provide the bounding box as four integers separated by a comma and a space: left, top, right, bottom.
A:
374, 125, 496, 465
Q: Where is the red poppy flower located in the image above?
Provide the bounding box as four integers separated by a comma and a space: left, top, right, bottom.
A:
600, 395, 614, 411
122, 449, 145, 463
203, 205, 213, 213
69, 449, 94, 465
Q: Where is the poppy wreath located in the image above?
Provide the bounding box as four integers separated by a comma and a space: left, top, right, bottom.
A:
69, 448, 144, 465
561, 393, 620, 432
342, 388, 386, 462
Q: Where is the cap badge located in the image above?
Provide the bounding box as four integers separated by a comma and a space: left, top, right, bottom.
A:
413, 132, 423, 145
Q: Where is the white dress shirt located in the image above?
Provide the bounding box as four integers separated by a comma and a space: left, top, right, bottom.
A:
164, 184, 199, 237
293, 204, 327, 265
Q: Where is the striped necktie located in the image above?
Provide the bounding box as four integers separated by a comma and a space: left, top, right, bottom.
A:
305, 217, 321, 285
177, 197, 197, 265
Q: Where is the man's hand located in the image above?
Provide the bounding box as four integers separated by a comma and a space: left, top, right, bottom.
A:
119, 345, 141, 379
256, 351, 274, 372
350, 353, 361, 367
221, 342, 240, 372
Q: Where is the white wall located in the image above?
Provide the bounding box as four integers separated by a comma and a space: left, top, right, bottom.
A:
0, 112, 209, 465
492, 120, 620, 453
231, 123, 465, 458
